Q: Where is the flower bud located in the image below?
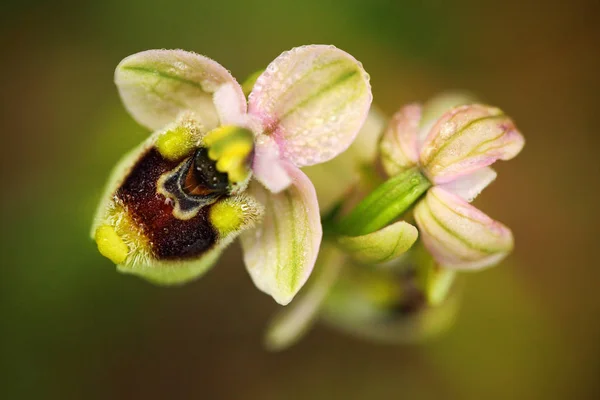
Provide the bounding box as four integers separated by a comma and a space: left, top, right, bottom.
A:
320, 262, 460, 343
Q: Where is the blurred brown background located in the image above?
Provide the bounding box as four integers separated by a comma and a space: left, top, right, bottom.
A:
1, 0, 599, 399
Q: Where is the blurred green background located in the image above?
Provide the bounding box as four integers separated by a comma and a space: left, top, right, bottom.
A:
2, 0, 599, 398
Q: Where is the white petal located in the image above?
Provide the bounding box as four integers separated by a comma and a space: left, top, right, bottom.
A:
248, 45, 372, 167
437, 167, 497, 202
240, 164, 322, 305
115, 49, 246, 131
213, 83, 247, 126
251, 135, 292, 193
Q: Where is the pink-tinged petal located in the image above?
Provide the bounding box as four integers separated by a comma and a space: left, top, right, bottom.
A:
417, 92, 478, 151
265, 244, 344, 350
380, 104, 422, 176
414, 187, 514, 270
419, 105, 525, 184
115, 49, 246, 131
437, 166, 497, 202
240, 164, 323, 305
213, 83, 247, 126
251, 135, 292, 193
248, 45, 372, 167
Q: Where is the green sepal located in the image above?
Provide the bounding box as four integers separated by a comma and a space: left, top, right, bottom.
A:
336, 167, 431, 236
241, 69, 265, 97
337, 221, 418, 264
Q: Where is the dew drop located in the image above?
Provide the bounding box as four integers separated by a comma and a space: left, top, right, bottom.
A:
440, 122, 456, 139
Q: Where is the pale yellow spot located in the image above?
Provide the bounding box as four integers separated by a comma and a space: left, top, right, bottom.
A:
95, 225, 129, 264
156, 126, 195, 160
203, 125, 254, 183
227, 166, 248, 183
216, 155, 243, 173
209, 201, 245, 235
203, 125, 238, 146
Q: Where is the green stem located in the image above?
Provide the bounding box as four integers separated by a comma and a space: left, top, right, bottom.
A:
335, 167, 431, 236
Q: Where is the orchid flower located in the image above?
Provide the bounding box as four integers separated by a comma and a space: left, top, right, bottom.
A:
91, 45, 372, 305
377, 101, 525, 270
336, 94, 525, 270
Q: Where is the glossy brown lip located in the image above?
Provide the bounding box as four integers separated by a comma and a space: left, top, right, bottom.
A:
189, 147, 230, 195
184, 164, 215, 196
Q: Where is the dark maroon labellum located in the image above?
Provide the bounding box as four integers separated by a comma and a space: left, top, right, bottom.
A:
116, 148, 222, 260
